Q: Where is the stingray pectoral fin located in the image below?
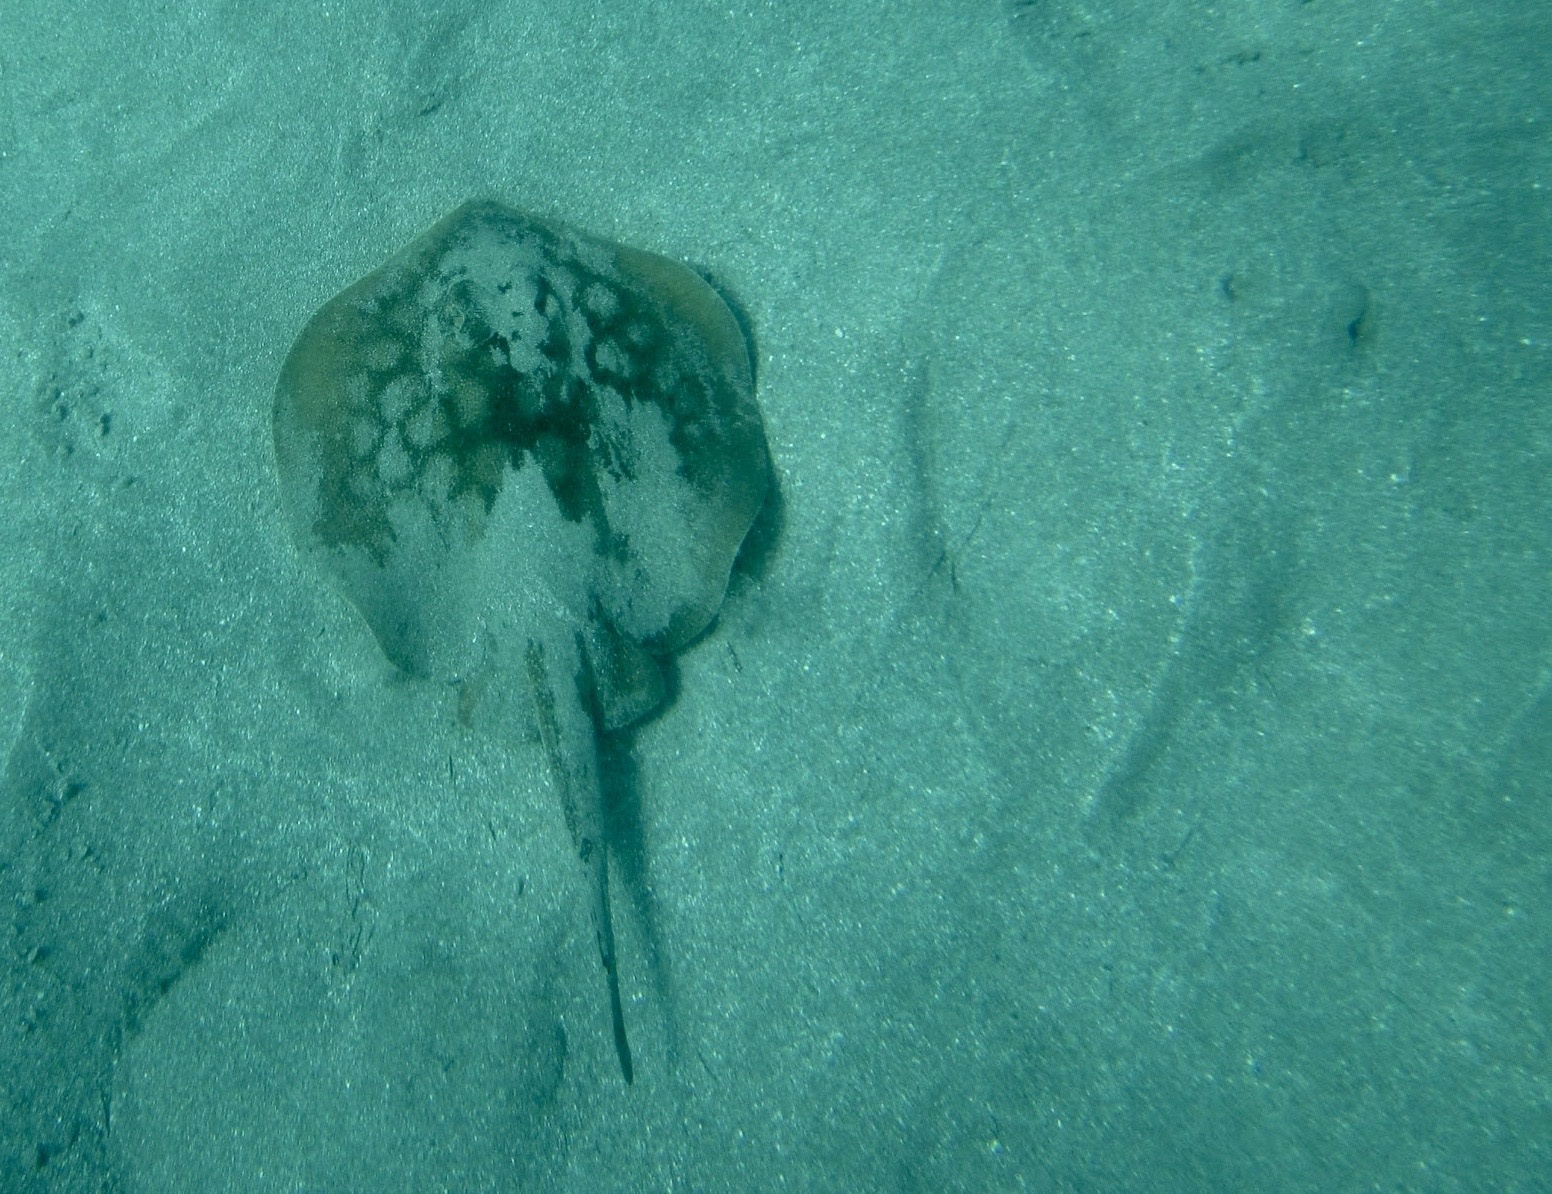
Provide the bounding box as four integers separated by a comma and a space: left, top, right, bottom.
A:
524, 636, 634, 1085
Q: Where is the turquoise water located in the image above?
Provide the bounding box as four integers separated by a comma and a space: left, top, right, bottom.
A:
1, 1, 1546, 1189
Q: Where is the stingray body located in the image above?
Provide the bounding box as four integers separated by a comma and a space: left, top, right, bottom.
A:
273, 201, 768, 1083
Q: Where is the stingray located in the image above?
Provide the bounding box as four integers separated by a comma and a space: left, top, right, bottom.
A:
273, 200, 768, 1084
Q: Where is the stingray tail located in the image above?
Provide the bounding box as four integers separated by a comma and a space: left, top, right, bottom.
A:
596, 868, 635, 1085
526, 636, 635, 1086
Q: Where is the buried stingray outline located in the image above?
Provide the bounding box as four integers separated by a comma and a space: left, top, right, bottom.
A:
272, 200, 770, 1083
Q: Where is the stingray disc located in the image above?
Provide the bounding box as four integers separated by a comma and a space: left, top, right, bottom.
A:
274, 201, 768, 721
